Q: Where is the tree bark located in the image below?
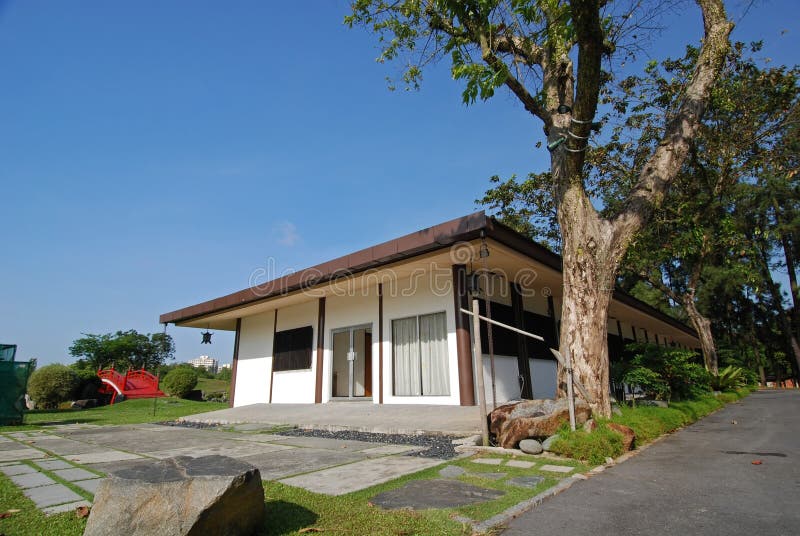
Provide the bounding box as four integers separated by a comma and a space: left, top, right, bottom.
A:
682, 292, 718, 374
555, 182, 620, 418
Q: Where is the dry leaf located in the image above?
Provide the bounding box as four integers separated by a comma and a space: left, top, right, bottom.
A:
0, 512, 13, 519
298, 528, 324, 534
76, 506, 91, 518
751, 460, 763, 465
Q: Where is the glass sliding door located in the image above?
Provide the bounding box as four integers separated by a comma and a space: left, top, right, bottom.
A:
331, 325, 372, 399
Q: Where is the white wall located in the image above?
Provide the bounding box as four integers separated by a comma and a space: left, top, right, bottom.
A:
233, 311, 275, 407
479, 355, 558, 404
271, 300, 318, 404
381, 274, 461, 405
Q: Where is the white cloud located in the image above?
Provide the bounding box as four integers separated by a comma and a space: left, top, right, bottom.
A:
274, 221, 300, 246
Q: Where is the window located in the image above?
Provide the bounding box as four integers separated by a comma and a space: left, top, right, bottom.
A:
273, 326, 313, 371
392, 312, 449, 396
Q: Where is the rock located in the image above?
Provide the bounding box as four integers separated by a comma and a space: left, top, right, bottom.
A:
611, 403, 623, 416
582, 419, 597, 433
83, 455, 265, 536
607, 423, 636, 451
71, 399, 98, 410
519, 439, 543, 455
541, 435, 559, 451
489, 398, 592, 449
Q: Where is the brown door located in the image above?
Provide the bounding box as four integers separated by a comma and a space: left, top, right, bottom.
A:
364, 332, 372, 397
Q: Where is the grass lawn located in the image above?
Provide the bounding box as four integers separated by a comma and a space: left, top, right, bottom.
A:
196, 377, 230, 393
0, 397, 227, 432
0, 473, 87, 536
263, 453, 587, 535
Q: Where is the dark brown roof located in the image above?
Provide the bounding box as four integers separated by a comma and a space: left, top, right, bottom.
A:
159, 211, 697, 339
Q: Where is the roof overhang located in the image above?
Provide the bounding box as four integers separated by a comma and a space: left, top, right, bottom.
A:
160, 211, 697, 340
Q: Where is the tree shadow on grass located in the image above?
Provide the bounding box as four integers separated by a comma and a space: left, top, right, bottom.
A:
262, 499, 318, 535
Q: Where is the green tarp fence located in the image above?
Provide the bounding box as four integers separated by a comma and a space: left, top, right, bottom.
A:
0, 344, 17, 362
0, 361, 33, 425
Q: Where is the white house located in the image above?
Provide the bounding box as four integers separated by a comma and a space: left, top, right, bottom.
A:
160, 212, 700, 408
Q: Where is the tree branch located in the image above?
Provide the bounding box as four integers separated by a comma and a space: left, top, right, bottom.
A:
612, 0, 734, 243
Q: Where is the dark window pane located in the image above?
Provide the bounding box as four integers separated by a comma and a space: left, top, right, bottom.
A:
273, 326, 313, 371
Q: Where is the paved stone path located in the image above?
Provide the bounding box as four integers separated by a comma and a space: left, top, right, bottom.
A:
0, 422, 449, 514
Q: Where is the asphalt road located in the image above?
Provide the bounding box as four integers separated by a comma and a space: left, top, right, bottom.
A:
502, 390, 800, 536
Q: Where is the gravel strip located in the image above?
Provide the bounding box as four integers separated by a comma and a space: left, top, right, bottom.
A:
278, 428, 459, 459
157, 421, 222, 430
157, 421, 459, 458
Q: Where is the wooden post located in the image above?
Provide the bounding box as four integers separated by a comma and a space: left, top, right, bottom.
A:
471, 298, 490, 446
564, 347, 576, 432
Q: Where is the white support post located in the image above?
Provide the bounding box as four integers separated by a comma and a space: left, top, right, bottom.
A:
471, 298, 490, 446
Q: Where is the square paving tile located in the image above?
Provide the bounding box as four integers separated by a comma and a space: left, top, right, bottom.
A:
11, 472, 56, 489
0, 448, 46, 461
506, 460, 536, 469
35, 459, 74, 471
66, 450, 144, 465
53, 468, 100, 482
24, 483, 84, 508
239, 448, 366, 480
371, 479, 504, 509
472, 458, 503, 465
361, 444, 421, 456
0, 463, 37, 476
280, 456, 443, 496
73, 478, 103, 494
42, 500, 92, 516
540, 464, 574, 473
507, 475, 545, 488
272, 435, 380, 451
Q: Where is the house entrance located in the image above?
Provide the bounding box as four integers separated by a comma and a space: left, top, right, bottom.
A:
331, 325, 372, 399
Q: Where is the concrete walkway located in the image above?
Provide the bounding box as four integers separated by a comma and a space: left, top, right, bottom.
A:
0, 422, 448, 515
501, 390, 800, 536
180, 402, 484, 435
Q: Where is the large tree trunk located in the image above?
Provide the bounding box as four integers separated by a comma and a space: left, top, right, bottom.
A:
555, 184, 621, 418
682, 293, 718, 374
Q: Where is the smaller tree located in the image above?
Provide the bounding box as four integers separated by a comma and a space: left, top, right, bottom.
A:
69, 330, 175, 371
27, 364, 79, 409
162, 368, 198, 399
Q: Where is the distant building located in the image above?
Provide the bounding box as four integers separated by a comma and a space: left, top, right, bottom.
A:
188, 355, 219, 374
220, 363, 232, 370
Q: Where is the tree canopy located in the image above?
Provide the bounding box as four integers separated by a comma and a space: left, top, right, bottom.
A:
349, 0, 733, 416
69, 330, 175, 372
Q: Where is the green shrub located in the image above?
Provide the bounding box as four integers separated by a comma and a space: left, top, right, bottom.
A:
710, 366, 746, 391
623, 366, 669, 400
27, 364, 80, 409
548, 424, 624, 466
624, 344, 711, 401
71, 367, 102, 399
716, 392, 738, 404
162, 367, 198, 398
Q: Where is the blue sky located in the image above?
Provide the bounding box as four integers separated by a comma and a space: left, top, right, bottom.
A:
1, 1, 797, 366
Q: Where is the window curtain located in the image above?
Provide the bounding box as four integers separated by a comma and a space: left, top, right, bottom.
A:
393, 317, 420, 396
420, 312, 450, 395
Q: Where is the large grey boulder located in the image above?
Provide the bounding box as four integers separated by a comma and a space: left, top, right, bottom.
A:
489, 398, 591, 449
84, 455, 265, 536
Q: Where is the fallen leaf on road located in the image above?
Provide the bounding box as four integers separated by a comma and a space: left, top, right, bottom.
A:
76, 506, 90, 518
752, 460, 762, 465
731, 420, 737, 424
